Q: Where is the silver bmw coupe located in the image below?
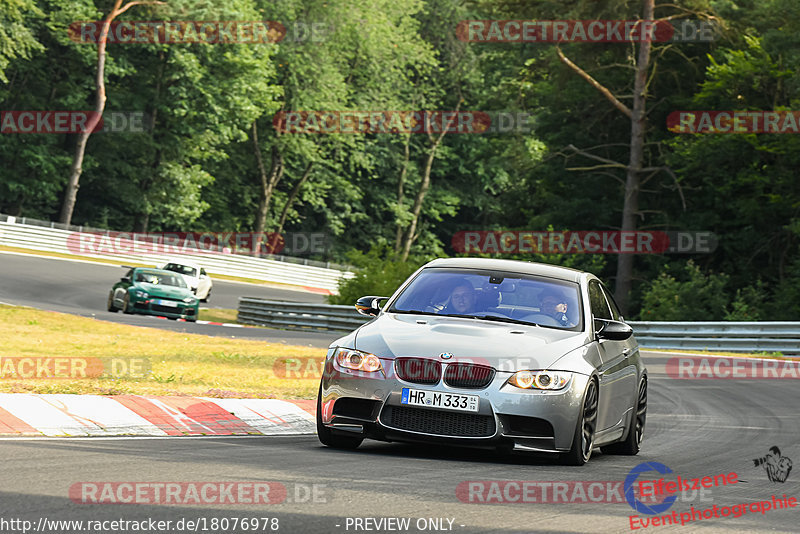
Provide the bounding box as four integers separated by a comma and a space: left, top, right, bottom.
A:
317, 258, 646, 465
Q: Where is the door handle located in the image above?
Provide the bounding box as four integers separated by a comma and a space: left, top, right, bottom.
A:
622, 348, 631, 356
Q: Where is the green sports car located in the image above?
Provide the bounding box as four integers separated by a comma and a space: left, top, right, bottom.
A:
107, 267, 199, 321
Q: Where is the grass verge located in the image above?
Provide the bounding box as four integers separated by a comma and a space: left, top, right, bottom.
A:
198, 308, 239, 324
0, 304, 325, 398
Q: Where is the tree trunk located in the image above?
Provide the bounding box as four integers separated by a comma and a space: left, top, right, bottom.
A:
59, 3, 120, 225
59, 0, 162, 225
394, 134, 411, 253
252, 120, 284, 254
275, 162, 313, 236
400, 104, 461, 261
614, 0, 654, 315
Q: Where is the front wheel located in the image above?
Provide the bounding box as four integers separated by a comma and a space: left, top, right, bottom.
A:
316, 384, 363, 449
602, 378, 646, 456
107, 292, 118, 312
201, 289, 211, 303
122, 294, 133, 314
561, 379, 598, 466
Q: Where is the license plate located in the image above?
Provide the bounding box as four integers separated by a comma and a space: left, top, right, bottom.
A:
401, 388, 479, 412
155, 299, 178, 307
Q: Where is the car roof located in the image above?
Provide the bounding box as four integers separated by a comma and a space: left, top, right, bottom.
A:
161, 259, 202, 269
422, 257, 585, 283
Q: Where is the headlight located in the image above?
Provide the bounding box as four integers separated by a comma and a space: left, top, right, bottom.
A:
135, 290, 149, 298
183, 296, 197, 304
335, 348, 383, 373
509, 370, 572, 390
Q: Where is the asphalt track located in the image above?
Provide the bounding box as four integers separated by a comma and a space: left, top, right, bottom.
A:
0, 353, 798, 533
0, 252, 336, 347
1, 252, 798, 533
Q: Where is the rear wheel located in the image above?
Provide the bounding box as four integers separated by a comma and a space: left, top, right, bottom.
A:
561, 379, 598, 466
602, 378, 646, 456
316, 384, 363, 449
107, 292, 118, 312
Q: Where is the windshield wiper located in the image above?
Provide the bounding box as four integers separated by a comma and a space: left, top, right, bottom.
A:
389, 309, 441, 317
444, 314, 542, 327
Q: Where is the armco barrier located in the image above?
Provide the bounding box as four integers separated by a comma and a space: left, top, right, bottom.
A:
235, 299, 800, 355
0, 217, 352, 293
631, 321, 800, 355
238, 298, 367, 331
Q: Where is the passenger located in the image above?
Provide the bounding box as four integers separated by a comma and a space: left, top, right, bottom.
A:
540, 292, 571, 326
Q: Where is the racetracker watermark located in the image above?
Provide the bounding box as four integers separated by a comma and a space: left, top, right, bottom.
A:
0, 357, 149, 379
69, 482, 326, 505
456, 480, 711, 505
456, 19, 717, 43
278, 356, 503, 381
1, 111, 147, 134
668, 111, 800, 134
65, 231, 328, 256
273, 111, 532, 134
451, 231, 717, 255
666, 356, 800, 379
69, 21, 286, 44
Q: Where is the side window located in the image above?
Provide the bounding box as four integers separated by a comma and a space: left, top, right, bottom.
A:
601, 284, 623, 321
125, 269, 133, 280
588, 280, 612, 320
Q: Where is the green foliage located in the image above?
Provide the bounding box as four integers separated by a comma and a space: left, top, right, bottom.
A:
639, 261, 730, 321
327, 247, 423, 305
0, 0, 44, 82
724, 282, 767, 321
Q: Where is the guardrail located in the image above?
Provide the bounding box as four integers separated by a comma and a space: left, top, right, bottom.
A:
631, 321, 800, 355
236, 299, 800, 355
238, 298, 367, 331
0, 216, 353, 293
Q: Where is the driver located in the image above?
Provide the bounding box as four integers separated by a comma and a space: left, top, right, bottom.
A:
446, 282, 478, 314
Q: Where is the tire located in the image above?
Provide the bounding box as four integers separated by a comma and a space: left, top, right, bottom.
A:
602, 378, 647, 456
122, 293, 133, 314
560, 378, 598, 466
201, 289, 210, 303
316, 384, 363, 449
107, 292, 118, 312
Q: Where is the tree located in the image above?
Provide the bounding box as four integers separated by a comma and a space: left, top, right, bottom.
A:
59, 0, 164, 225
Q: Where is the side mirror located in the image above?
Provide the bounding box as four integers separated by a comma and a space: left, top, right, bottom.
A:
355, 296, 389, 317
120, 276, 131, 283
594, 318, 633, 341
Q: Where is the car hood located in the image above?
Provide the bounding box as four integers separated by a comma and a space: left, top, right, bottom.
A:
137, 283, 192, 299
354, 313, 589, 371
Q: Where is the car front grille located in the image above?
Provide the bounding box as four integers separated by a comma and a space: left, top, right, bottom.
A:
151, 303, 184, 314
443, 363, 495, 389
395, 357, 441, 385
382, 405, 495, 438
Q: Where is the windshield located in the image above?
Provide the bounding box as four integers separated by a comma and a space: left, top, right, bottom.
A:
388, 268, 582, 330
135, 270, 188, 288
163, 263, 197, 277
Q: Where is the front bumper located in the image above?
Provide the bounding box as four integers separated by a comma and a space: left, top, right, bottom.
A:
132, 298, 198, 320
320, 353, 590, 453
